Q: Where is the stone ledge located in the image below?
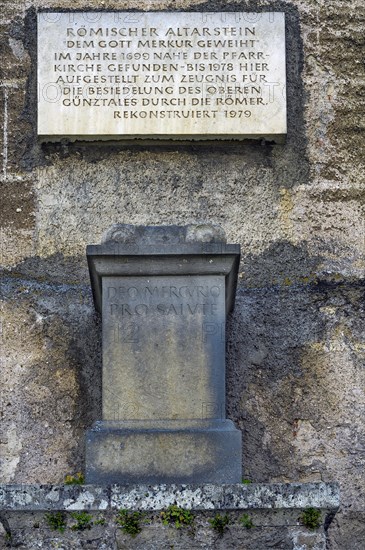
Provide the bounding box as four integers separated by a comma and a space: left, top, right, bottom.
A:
0, 483, 339, 512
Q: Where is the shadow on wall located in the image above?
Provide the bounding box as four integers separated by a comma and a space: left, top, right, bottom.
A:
2, 240, 321, 482
226, 240, 365, 484
0, 273, 102, 483
2, 239, 365, 486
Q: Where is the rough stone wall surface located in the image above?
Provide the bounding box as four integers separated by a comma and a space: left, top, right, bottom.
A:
0, 483, 340, 549
0, 0, 364, 549
0, 510, 331, 550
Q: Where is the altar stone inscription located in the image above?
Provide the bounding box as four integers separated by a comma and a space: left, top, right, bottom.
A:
38, 12, 287, 141
101, 275, 225, 421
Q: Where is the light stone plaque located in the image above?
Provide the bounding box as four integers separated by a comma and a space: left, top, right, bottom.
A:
38, 11, 286, 141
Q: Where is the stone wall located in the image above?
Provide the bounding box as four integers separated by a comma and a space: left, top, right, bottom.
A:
0, 483, 340, 549
1, 1, 364, 549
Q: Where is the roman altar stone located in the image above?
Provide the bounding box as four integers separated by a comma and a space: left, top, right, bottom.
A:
85, 224, 242, 484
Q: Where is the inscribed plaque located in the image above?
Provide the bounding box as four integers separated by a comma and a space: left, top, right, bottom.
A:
38, 11, 286, 140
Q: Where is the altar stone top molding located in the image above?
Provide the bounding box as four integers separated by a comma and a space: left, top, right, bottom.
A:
37, 11, 287, 142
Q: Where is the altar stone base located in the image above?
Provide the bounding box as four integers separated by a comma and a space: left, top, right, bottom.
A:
86, 420, 241, 485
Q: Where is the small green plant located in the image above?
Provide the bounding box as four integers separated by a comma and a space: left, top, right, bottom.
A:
64, 472, 85, 485
301, 508, 321, 530
240, 513, 254, 529
116, 510, 142, 537
242, 478, 252, 484
94, 517, 106, 526
70, 512, 93, 531
160, 505, 194, 529
209, 513, 230, 536
45, 512, 67, 533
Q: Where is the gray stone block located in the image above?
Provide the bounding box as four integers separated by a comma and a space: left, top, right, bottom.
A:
85, 225, 242, 484
86, 420, 241, 485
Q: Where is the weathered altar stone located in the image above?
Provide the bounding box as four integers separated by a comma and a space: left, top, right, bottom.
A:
85, 225, 242, 484
37, 11, 286, 141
